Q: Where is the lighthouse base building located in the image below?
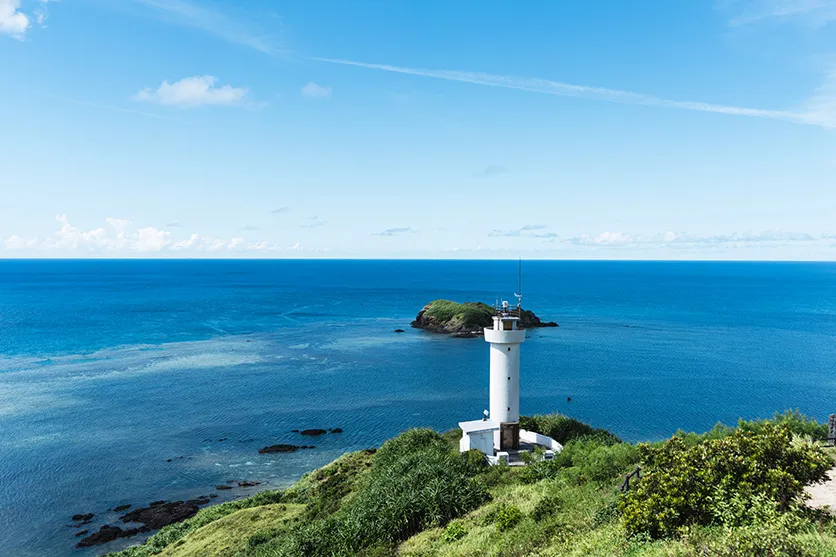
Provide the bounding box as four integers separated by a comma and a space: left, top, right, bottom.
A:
458, 301, 562, 465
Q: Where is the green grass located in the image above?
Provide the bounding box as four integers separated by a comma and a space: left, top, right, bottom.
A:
421, 300, 495, 330
109, 412, 836, 557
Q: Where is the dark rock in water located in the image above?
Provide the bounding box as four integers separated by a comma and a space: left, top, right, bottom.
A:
209, 494, 218, 499
215, 484, 233, 490
238, 480, 261, 488
394, 328, 405, 333
290, 429, 299, 433
76, 525, 122, 547
329, 428, 343, 433
75, 530, 88, 537
567, 397, 572, 402
112, 504, 131, 513
187, 497, 212, 506
259, 443, 313, 454
120, 501, 199, 530
149, 500, 166, 507
166, 459, 172, 462
217, 438, 227, 442
71, 513, 94, 522
300, 429, 327, 436
77, 524, 150, 547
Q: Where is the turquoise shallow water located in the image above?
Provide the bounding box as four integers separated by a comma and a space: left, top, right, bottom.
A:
1, 259, 836, 555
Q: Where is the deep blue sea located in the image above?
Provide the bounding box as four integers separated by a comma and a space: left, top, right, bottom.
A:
1, 260, 836, 556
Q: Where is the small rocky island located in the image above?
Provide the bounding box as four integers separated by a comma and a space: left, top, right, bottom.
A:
411, 300, 558, 337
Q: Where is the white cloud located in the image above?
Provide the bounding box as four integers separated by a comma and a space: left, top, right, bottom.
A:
313, 58, 836, 129
133, 76, 248, 108
130, 0, 274, 54
135, 227, 171, 252
34, 0, 56, 27
727, 0, 836, 27
0, 0, 29, 38
301, 82, 331, 99
569, 232, 634, 246
489, 225, 557, 239
3, 234, 37, 249
567, 230, 825, 247
2, 215, 277, 256
373, 227, 413, 237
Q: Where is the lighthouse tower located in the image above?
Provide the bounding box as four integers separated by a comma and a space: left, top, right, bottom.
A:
485, 300, 525, 451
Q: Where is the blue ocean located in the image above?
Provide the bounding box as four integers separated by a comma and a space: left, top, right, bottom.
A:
1, 260, 836, 556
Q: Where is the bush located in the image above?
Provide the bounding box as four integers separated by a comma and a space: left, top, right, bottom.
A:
494, 504, 524, 531
565, 439, 640, 484
532, 495, 562, 521
517, 437, 639, 486
516, 459, 565, 484
282, 428, 489, 556
620, 423, 831, 539
675, 410, 828, 448
520, 414, 621, 445
441, 520, 466, 542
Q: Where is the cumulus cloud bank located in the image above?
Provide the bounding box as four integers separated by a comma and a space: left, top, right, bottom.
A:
2, 215, 277, 256
566, 230, 828, 247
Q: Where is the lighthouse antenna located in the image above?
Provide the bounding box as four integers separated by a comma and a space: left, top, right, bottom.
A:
514, 258, 523, 310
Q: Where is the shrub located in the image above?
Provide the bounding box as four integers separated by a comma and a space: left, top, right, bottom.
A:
441, 520, 466, 542
620, 423, 831, 539
520, 414, 621, 445
518, 437, 639, 486
675, 410, 828, 447
494, 504, 524, 531
565, 439, 640, 484
517, 459, 565, 484
282, 428, 488, 556
532, 495, 562, 521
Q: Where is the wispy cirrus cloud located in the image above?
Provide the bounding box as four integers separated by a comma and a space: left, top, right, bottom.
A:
129, 0, 275, 54
301, 216, 327, 229
489, 225, 558, 239
726, 0, 836, 27
271, 206, 291, 215
373, 227, 414, 237
313, 57, 836, 129
474, 165, 508, 178
301, 82, 331, 99
133, 76, 248, 108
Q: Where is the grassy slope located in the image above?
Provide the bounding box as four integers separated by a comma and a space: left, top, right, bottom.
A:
109, 412, 836, 557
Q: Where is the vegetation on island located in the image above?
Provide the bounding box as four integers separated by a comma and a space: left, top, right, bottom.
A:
411, 300, 557, 336
108, 410, 836, 557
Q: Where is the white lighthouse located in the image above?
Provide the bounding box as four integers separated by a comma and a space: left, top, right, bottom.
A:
458, 287, 563, 464
485, 300, 525, 451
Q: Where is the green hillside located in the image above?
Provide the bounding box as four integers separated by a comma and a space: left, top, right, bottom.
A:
109, 411, 836, 557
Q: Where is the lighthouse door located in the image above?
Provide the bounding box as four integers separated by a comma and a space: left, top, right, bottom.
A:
499, 422, 520, 450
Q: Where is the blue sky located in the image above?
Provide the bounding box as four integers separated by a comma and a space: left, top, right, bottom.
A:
1, 0, 835, 259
